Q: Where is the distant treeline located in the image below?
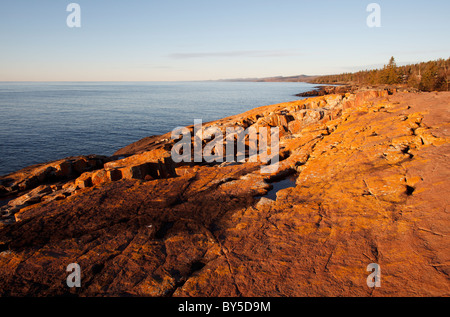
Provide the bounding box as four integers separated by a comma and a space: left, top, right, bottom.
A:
311, 57, 450, 92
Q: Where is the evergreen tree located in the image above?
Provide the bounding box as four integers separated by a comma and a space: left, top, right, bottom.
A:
420, 62, 439, 91
385, 56, 401, 84
310, 57, 450, 91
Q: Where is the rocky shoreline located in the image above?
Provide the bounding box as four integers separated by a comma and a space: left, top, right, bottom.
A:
0, 87, 449, 296
295, 84, 420, 98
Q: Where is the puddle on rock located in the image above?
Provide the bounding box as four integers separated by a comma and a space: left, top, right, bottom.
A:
260, 174, 297, 201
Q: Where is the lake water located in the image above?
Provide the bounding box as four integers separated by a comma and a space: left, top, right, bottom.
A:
0, 81, 316, 176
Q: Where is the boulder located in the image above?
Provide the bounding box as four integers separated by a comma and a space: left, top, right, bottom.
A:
108, 169, 123, 182
54, 160, 72, 178
75, 172, 93, 189
72, 158, 88, 174
92, 169, 108, 186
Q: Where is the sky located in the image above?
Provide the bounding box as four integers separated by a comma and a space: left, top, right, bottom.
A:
0, 0, 449, 81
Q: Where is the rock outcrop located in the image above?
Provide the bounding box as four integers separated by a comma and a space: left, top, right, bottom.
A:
0, 89, 448, 297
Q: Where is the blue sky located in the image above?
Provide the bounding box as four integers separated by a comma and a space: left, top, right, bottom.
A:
0, 0, 449, 81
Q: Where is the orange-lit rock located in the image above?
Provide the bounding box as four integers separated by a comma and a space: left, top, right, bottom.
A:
0, 89, 448, 297
75, 172, 93, 189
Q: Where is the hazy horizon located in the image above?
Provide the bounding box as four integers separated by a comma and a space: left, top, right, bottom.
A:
1, 0, 449, 81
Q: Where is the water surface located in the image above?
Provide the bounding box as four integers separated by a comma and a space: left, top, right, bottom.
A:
0, 81, 316, 175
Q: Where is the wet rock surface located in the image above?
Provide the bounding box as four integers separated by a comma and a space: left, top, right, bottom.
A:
0, 90, 449, 296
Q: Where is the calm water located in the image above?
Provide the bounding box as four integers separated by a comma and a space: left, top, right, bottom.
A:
0, 81, 315, 176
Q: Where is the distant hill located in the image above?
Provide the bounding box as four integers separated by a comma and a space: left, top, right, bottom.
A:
218, 57, 450, 92
217, 74, 319, 82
